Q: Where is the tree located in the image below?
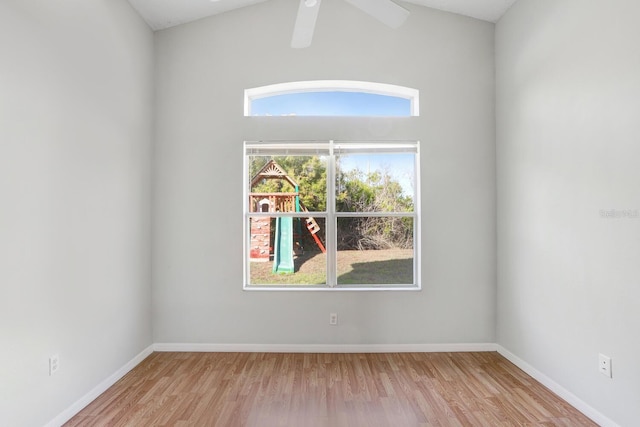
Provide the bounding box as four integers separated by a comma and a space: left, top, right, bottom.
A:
336, 166, 413, 250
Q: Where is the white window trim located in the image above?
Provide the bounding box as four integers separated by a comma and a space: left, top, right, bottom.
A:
244, 80, 420, 117
243, 140, 421, 291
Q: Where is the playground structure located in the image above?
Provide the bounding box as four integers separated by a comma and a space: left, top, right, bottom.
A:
249, 161, 326, 273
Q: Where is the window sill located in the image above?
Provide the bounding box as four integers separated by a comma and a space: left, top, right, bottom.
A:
243, 284, 421, 292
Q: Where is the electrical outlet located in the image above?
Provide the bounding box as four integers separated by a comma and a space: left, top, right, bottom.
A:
49, 354, 60, 376
329, 313, 338, 325
599, 353, 612, 378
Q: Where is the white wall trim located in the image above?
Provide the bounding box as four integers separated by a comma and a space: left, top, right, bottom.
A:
496, 345, 620, 427
45, 344, 154, 427
153, 342, 498, 353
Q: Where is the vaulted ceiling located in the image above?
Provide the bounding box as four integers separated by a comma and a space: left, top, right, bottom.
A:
127, 0, 517, 31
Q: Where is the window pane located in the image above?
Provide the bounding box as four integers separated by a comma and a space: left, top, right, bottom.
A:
249, 155, 327, 212
251, 91, 411, 117
248, 216, 327, 286
336, 153, 415, 213
336, 217, 414, 285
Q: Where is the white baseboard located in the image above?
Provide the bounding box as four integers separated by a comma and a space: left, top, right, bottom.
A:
45, 344, 154, 427
496, 345, 619, 427
153, 342, 498, 353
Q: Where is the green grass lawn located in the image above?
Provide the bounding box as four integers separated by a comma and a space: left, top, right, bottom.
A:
249, 248, 413, 286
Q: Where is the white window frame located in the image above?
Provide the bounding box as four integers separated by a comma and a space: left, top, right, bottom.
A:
243, 140, 421, 291
244, 80, 420, 117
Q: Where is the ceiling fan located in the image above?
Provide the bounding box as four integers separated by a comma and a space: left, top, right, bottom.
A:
291, 0, 410, 48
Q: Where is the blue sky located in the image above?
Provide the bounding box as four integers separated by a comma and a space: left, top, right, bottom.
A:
251, 91, 411, 117
339, 153, 415, 197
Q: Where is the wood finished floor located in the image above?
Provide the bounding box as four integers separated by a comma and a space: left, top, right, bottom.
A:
65, 352, 598, 427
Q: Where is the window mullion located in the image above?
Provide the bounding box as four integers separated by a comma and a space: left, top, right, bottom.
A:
326, 140, 337, 287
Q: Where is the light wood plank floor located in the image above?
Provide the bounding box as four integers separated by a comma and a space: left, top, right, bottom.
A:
65, 352, 597, 426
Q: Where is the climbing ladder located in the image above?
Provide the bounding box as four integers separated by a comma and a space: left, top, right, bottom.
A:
299, 203, 326, 254
305, 217, 326, 253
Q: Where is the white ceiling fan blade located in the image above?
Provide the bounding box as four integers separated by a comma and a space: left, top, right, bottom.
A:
343, 0, 409, 29
291, 0, 322, 49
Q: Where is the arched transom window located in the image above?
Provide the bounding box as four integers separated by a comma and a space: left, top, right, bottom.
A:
244, 80, 419, 117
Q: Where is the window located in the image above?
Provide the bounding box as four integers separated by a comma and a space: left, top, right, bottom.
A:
244, 140, 420, 290
244, 80, 419, 117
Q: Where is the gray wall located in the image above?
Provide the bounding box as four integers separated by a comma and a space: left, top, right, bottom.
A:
153, 0, 496, 345
0, 1, 154, 426
4, 0, 637, 424
496, 0, 640, 425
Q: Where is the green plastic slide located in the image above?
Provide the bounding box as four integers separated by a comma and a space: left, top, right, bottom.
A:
272, 217, 295, 274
